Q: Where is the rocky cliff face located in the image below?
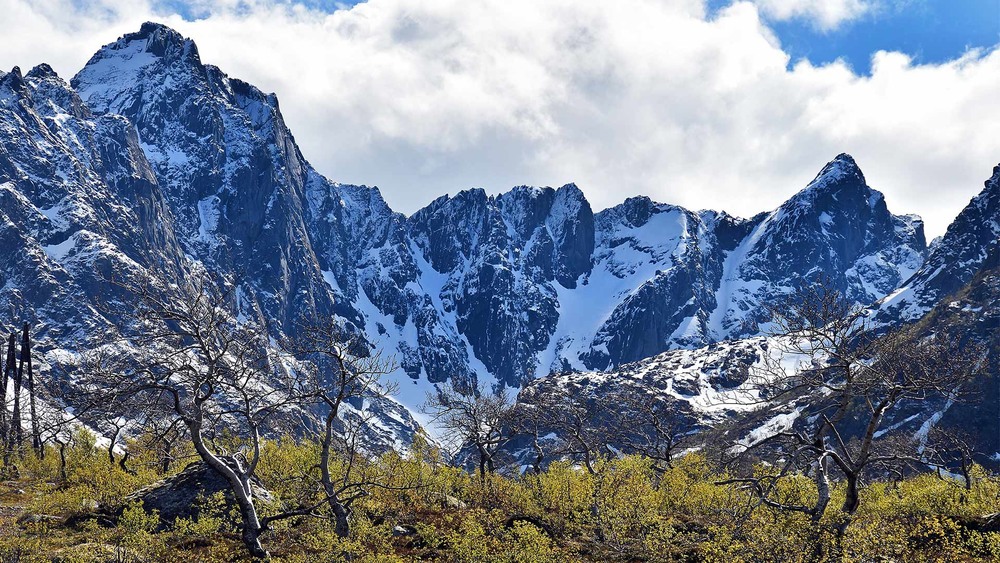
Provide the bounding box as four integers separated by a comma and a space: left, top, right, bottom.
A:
875, 163, 1000, 324
575, 154, 925, 371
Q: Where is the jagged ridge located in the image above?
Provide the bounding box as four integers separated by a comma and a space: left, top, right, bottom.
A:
8, 23, 991, 450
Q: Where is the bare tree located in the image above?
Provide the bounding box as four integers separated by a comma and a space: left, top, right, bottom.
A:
138, 416, 189, 475
0, 332, 9, 466
613, 394, 691, 473
29, 385, 86, 481
516, 383, 624, 475
19, 323, 43, 458
513, 400, 548, 475
282, 320, 401, 539
719, 284, 987, 543
9, 331, 23, 457
80, 273, 319, 558
916, 427, 983, 492
422, 380, 517, 483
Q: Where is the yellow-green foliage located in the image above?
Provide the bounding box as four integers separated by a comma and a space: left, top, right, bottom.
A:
18, 429, 161, 517
2, 433, 1000, 562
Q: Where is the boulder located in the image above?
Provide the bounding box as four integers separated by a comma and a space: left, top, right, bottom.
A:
392, 524, 417, 536
432, 492, 467, 510
18, 513, 64, 526
122, 458, 274, 527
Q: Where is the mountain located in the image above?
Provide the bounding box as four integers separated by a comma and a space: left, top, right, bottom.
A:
577, 154, 924, 371
875, 164, 1000, 324
364, 153, 926, 390
71, 22, 341, 335
908, 243, 1000, 456
512, 164, 1000, 467
0, 23, 972, 451
0, 25, 422, 451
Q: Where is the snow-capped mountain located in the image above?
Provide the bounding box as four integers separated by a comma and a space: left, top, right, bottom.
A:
71, 22, 341, 336
512, 163, 1000, 465
875, 163, 1000, 324
0, 28, 422, 450
576, 154, 925, 371
356, 152, 926, 391
5, 23, 991, 452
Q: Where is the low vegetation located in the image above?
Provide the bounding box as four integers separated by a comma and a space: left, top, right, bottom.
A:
0, 277, 993, 561
1, 431, 999, 562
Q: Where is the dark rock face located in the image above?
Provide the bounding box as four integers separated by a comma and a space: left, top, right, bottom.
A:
405, 184, 594, 385
124, 459, 275, 527
876, 163, 1000, 324
902, 243, 1000, 458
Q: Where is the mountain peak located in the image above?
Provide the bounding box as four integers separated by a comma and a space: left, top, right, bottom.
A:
0, 66, 28, 99
777, 153, 872, 216
72, 22, 200, 80
95, 21, 199, 64
809, 153, 865, 188
136, 21, 177, 36
129, 22, 195, 59
71, 22, 206, 116
25, 63, 58, 80
833, 152, 857, 165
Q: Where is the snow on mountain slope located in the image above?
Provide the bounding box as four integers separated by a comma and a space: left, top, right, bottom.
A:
708, 154, 925, 341
0, 23, 941, 449
0, 29, 422, 452
534, 337, 789, 421
570, 199, 727, 370
569, 154, 924, 372
875, 163, 1000, 324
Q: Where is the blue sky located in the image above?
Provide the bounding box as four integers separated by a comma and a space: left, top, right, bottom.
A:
710, 0, 1000, 74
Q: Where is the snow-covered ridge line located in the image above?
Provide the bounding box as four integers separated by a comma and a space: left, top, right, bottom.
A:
12, 22, 1000, 453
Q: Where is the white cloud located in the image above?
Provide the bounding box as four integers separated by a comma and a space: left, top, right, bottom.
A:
0, 0, 998, 239
752, 0, 876, 31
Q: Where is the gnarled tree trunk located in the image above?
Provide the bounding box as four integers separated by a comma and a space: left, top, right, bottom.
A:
188, 418, 268, 559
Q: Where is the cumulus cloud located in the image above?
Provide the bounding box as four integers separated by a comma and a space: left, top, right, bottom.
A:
753, 0, 876, 30
0, 0, 998, 238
